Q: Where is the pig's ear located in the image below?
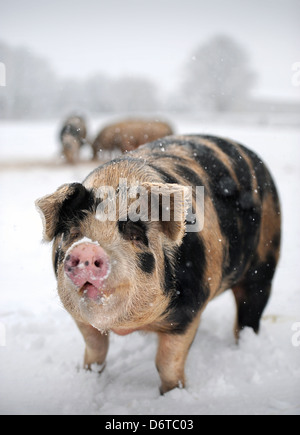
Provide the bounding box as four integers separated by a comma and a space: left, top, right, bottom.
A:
35, 183, 90, 242
142, 182, 188, 244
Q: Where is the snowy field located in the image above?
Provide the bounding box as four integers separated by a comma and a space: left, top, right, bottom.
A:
0, 115, 300, 415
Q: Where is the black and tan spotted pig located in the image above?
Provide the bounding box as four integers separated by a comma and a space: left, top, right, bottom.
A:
36, 135, 281, 394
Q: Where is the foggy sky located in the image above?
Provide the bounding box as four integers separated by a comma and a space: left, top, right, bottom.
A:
0, 0, 299, 100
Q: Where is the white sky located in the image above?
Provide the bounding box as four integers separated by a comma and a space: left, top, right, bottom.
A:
0, 0, 299, 100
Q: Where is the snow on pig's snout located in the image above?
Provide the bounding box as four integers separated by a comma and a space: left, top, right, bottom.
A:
64, 242, 111, 300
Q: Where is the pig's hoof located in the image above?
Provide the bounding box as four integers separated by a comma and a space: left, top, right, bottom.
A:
159, 380, 185, 395
84, 361, 106, 374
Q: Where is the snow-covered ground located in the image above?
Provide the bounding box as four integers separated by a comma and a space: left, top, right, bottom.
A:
0, 116, 299, 415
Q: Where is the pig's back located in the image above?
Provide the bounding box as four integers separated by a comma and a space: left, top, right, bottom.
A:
136, 134, 281, 289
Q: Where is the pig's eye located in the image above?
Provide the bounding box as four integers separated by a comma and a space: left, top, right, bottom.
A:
118, 220, 149, 247
68, 228, 81, 241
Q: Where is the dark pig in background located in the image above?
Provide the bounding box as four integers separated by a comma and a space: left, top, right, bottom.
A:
92, 119, 173, 159
60, 116, 88, 164
36, 134, 281, 394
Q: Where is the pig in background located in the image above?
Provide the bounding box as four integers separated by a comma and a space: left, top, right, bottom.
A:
92, 119, 174, 160
60, 116, 88, 164
36, 134, 281, 395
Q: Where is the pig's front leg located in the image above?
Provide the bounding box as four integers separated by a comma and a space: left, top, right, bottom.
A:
156, 315, 200, 394
76, 321, 109, 372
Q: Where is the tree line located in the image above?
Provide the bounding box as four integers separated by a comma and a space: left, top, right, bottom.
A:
0, 35, 256, 119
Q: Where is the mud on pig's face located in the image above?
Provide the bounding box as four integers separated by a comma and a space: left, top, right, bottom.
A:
35, 181, 186, 333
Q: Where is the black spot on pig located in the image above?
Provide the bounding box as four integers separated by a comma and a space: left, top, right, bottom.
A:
164, 232, 209, 334
55, 184, 95, 237
137, 252, 156, 274
60, 124, 80, 141
147, 163, 179, 185
217, 176, 238, 197
118, 220, 149, 247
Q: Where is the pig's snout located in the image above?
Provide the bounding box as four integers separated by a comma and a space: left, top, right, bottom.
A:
64, 243, 110, 290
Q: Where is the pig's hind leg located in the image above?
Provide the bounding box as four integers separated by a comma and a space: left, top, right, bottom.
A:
232, 253, 279, 340
232, 184, 281, 340
76, 321, 109, 372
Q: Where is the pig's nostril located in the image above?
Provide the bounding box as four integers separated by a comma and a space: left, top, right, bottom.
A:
94, 259, 103, 268
66, 255, 80, 268
71, 258, 80, 267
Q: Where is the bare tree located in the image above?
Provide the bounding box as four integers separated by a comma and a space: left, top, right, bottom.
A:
0, 41, 58, 119
0, 41, 161, 118
182, 35, 256, 112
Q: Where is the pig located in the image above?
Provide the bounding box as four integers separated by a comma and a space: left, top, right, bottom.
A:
60, 116, 88, 164
36, 134, 281, 394
92, 119, 173, 159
